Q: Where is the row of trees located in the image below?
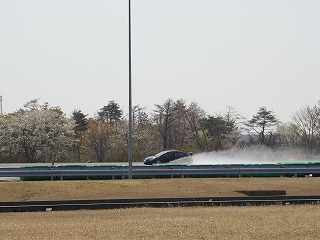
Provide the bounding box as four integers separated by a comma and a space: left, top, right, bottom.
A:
0, 98, 320, 163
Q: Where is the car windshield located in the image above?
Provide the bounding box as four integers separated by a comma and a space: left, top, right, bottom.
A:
154, 151, 170, 157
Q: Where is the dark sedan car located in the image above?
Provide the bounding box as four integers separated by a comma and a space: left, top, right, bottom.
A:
144, 150, 192, 165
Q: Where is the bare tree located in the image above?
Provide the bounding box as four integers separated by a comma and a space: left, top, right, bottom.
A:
153, 99, 176, 150
276, 122, 301, 148
292, 103, 320, 152
185, 102, 207, 150
172, 99, 189, 147
224, 106, 243, 147
83, 119, 114, 162
132, 105, 149, 126
153, 99, 195, 151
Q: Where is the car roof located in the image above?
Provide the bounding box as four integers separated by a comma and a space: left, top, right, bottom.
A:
154, 150, 182, 156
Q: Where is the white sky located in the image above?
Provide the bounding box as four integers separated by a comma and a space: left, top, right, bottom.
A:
1, 0, 320, 122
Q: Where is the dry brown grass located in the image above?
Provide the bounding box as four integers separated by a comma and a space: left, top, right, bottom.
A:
0, 177, 320, 201
1, 178, 320, 239
1, 205, 320, 239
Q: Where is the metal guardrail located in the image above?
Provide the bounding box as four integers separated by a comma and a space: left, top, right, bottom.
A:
0, 164, 320, 180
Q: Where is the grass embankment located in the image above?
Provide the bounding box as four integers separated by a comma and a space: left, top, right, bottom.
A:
1, 178, 320, 239
0, 177, 319, 201
1, 206, 320, 239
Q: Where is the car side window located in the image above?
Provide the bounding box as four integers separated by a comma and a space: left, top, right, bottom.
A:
177, 152, 183, 157
165, 152, 170, 159
168, 152, 176, 160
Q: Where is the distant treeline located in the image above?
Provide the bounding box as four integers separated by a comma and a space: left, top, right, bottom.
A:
0, 98, 319, 163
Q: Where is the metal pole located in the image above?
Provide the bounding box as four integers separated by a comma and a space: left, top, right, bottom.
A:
128, 0, 133, 179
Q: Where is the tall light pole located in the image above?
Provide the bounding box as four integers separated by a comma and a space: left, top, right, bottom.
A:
128, 0, 133, 179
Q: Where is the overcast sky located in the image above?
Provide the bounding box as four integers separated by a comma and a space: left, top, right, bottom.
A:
1, 0, 320, 122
